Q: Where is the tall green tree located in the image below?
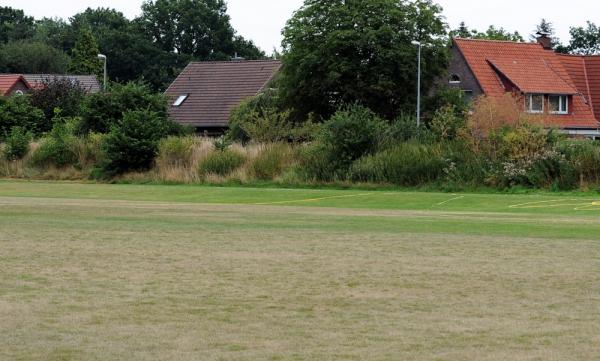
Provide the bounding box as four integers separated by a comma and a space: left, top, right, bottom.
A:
280, 0, 448, 121
530, 19, 561, 49
0, 7, 36, 44
0, 41, 70, 73
139, 0, 264, 60
564, 21, 600, 55
69, 27, 102, 76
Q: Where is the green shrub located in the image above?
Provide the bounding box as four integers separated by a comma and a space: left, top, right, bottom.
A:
297, 143, 341, 182
350, 142, 446, 186
157, 136, 195, 167
556, 139, 600, 185
79, 82, 170, 134
380, 114, 430, 147
0, 95, 45, 136
100, 110, 175, 176
429, 105, 466, 141
30, 121, 78, 168
320, 104, 387, 168
250, 143, 294, 180
198, 150, 246, 177
3, 126, 31, 160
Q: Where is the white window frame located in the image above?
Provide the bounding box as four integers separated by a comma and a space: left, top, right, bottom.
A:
14, 90, 24, 96
449, 74, 461, 85
549, 95, 568, 115
173, 94, 188, 107
525, 94, 544, 114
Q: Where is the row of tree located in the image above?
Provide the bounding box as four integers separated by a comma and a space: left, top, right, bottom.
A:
0, 1, 265, 90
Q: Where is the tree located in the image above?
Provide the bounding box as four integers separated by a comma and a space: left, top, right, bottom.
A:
34, 17, 73, 52
564, 21, 600, 55
0, 7, 35, 44
0, 41, 70, 74
69, 27, 102, 76
451, 23, 523, 42
0, 95, 45, 136
280, 0, 448, 121
530, 19, 561, 49
139, 0, 264, 60
29, 77, 86, 129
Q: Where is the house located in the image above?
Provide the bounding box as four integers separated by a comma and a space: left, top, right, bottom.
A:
23, 74, 102, 94
165, 60, 282, 132
0, 75, 31, 97
449, 33, 600, 138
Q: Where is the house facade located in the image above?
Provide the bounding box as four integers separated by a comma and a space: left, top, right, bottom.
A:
165, 60, 282, 132
0, 75, 31, 97
449, 34, 600, 138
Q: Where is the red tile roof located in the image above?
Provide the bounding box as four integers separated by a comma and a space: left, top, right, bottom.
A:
454, 38, 599, 129
165, 60, 282, 128
0, 75, 30, 96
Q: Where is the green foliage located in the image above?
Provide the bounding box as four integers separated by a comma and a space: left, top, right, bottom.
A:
29, 77, 86, 130
100, 110, 174, 176
30, 120, 78, 168
280, 0, 448, 120
350, 142, 446, 186
69, 27, 102, 76
0, 95, 45, 136
0, 41, 70, 74
3, 126, 31, 161
450, 22, 524, 42
380, 115, 428, 146
250, 143, 294, 180
429, 105, 466, 141
198, 149, 246, 177
564, 21, 600, 55
0, 7, 35, 44
139, 0, 264, 60
555, 140, 600, 185
157, 136, 196, 167
79, 82, 169, 134
320, 104, 387, 167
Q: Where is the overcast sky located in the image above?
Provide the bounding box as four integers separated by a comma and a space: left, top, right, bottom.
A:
3, 0, 598, 51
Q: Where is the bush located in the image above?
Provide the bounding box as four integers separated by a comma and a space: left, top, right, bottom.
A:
157, 136, 196, 167
79, 82, 169, 134
3, 126, 31, 160
198, 149, 246, 177
29, 77, 86, 130
350, 142, 446, 186
381, 114, 430, 147
320, 104, 387, 168
429, 105, 466, 141
556, 140, 600, 185
100, 110, 175, 176
30, 121, 78, 168
250, 143, 294, 180
0, 95, 45, 136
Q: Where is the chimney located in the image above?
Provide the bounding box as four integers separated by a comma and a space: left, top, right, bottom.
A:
536, 31, 553, 50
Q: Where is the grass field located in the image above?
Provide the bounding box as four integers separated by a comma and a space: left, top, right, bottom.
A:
1, 180, 600, 360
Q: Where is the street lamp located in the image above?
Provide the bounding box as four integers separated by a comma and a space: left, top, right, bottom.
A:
97, 54, 107, 92
411, 40, 422, 127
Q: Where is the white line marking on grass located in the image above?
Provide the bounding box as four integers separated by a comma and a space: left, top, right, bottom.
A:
509, 199, 600, 211
436, 195, 465, 206
254, 193, 374, 205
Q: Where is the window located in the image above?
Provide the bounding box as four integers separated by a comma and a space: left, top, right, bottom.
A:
549, 95, 568, 114
525, 94, 544, 113
173, 94, 188, 107
449, 74, 461, 84
14, 90, 24, 96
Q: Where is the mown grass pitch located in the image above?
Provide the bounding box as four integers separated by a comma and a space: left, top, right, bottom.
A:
1, 180, 600, 360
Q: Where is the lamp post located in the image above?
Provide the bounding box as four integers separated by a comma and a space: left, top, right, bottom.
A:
97, 54, 107, 92
411, 40, 422, 127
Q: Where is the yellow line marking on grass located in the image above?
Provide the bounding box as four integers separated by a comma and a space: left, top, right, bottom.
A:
254, 193, 374, 205
436, 195, 465, 206
509, 199, 600, 211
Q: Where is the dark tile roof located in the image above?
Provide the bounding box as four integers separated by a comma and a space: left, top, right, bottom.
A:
23, 74, 102, 94
0, 74, 30, 96
165, 60, 282, 128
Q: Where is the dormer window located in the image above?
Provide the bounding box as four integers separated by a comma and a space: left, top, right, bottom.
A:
549, 95, 568, 114
525, 94, 544, 113
173, 94, 188, 107
449, 74, 461, 84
